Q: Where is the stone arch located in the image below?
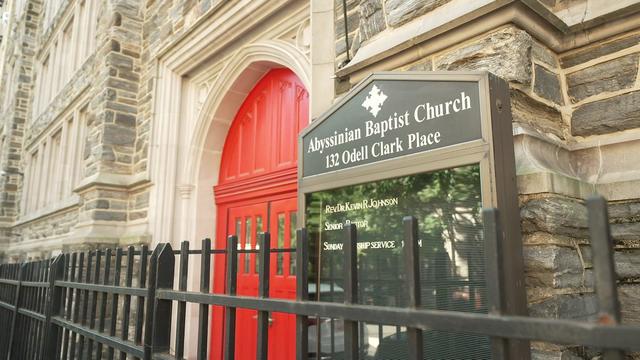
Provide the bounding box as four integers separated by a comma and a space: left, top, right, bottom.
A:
180, 39, 311, 255
186, 40, 310, 185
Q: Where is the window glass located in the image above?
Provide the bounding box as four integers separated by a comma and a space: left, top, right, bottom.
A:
306, 164, 489, 359
276, 213, 285, 275
255, 216, 263, 273
289, 212, 297, 275
244, 217, 252, 274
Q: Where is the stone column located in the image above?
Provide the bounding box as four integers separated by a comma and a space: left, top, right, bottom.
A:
72, 0, 149, 249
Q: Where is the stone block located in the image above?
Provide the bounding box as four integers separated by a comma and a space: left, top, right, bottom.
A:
103, 124, 136, 146
561, 34, 640, 68
92, 210, 127, 222
572, 90, 640, 136
107, 77, 138, 93
107, 101, 137, 115
86, 199, 110, 210
358, 0, 386, 41
611, 222, 640, 242
614, 250, 640, 279
567, 54, 639, 103
532, 42, 558, 68
531, 348, 585, 360
335, 6, 360, 39
115, 113, 136, 128
529, 293, 598, 321
619, 284, 640, 324
384, 0, 450, 27
524, 245, 593, 289
435, 27, 533, 84
107, 52, 134, 70
129, 210, 146, 220
134, 191, 149, 208
101, 146, 116, 161
608, 201, 640, 221
533, 65, 564, 105
521, 197, 588, 238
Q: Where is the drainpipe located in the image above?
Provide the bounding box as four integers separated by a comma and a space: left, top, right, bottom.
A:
342, 0, 350, 63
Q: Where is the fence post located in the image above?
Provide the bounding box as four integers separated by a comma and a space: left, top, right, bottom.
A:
256, 232, 271, 360
7, 263, 25, 360
343, 223, 359, 359
403, 216, 423, 360
151, 243, 175, 356
482, 208, 508, 360
587, 196, 625, 360
176, 241, 190, 360
295, 228, 309, 360
198, 238, 211, 360
143, 246, 159, 360
42, 255, 66, 360
223, 235, 238, 360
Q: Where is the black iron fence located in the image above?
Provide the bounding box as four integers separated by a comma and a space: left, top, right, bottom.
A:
0, 196, 639, 360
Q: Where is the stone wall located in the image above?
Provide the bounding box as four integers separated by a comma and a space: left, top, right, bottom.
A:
0, 0, 152, 260
335, 0, 455, 67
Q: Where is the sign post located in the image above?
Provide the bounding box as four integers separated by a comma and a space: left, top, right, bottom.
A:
299, 72, 529, 359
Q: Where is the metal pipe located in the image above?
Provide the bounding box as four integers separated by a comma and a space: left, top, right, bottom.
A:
342, 0, 350, 62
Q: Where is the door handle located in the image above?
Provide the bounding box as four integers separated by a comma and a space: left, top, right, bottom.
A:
252, 313, 274, 325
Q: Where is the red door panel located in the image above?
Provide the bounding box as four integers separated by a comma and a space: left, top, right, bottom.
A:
229, 203, 268, 360
218, 69, 308, 186
267, 197, 298, 360
211, 68, 308, 360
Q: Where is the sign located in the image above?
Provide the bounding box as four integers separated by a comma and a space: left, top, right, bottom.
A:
299, 72, 529, 359
302, 80, 482, 177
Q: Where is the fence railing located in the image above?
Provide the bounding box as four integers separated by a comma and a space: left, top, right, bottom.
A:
0, 196, 639, 359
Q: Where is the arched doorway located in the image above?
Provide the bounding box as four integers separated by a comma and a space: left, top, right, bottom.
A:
211, 68, 308, 359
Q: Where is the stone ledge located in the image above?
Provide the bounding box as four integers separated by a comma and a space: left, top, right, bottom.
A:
517, 172, 640, 201
13, 195, 81, 227
336, 0, 640, 81
75, 171, 151, 193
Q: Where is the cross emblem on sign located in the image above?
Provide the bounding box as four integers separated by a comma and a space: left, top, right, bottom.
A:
361, 85, 388, 117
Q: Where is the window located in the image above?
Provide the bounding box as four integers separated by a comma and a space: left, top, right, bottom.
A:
22, 150, 38, 215
21, 103, 88, 215
33, 0, 98, 118
14, 0, 27, 19
1, 64, 14, 113
43, 0, 63, 30
48, 130, 62, 204
61, 19, 73, 85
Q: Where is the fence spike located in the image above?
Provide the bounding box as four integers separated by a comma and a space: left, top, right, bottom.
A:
198, 238, 211, 360
223, 235, 238, 360
151, 243, 175, 356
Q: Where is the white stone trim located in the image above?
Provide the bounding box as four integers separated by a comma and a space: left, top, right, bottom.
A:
148, 4, 311, 356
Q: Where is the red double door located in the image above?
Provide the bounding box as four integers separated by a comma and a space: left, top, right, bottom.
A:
210, 68, 308, 359
226, 197, 297, 359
